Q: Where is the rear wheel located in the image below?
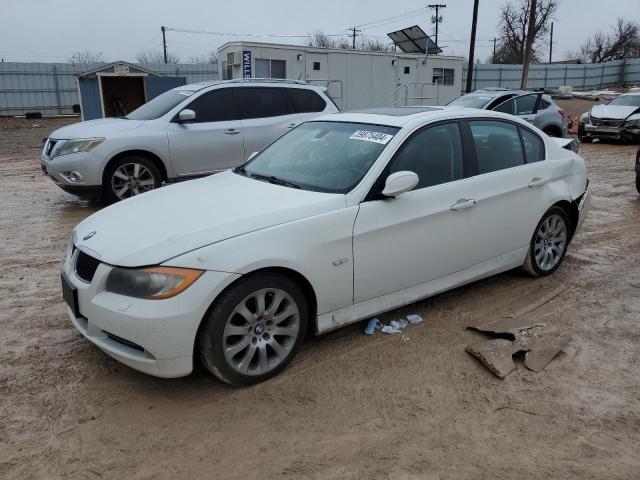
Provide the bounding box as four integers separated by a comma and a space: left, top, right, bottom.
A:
103, 155, 162, 203
636, 174, 640, 195
523, 207, 570, 277
543, 126, 562, 138
198, 272, 308, 386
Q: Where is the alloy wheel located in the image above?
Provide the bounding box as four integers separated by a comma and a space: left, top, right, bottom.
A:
110, 162, 156, 199
222, 288, 300, 376
533, 213, 567, 271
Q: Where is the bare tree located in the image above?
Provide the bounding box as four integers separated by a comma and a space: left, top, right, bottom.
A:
136, 49, 181, 64
185, 51, 218, 64
575, 18, 640, 63
359, 37, 393, 52
494, 0, 558, 64
307, 30, 337, 48
68, 49, 104, 65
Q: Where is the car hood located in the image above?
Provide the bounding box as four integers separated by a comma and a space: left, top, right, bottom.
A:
50, 117, 144, 139
73, 170, 346, 267
590, 104, 640, 120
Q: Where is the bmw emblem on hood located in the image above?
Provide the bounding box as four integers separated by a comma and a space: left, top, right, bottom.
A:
82, 231, 97, 241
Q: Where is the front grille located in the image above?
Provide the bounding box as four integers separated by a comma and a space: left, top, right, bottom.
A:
591, 117, 624, 128
75, 251, 100, 283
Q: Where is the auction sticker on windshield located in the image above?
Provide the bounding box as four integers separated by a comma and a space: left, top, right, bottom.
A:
349, 130, 394, 144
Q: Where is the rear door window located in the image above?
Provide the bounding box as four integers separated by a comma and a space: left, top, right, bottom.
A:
520, 128, 545, 163
469, 120, 525, 174
493, 93, 540, 115
284, 88, 327, 113
240, 87, 291, 119
183, 88, 241, 122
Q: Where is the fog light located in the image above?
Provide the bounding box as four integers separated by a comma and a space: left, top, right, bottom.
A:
60, 171, 84, 183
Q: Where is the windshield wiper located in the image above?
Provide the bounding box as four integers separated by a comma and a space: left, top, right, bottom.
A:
246, 172, 300, 189
234, 166, 248, 176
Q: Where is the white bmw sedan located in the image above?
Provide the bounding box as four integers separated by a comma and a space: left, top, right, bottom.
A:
62, 107, 590, 386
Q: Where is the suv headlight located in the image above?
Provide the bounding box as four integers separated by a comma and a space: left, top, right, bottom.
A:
580, 112, 590, 123
105, 266, 204, 300
624, 114, 640, 128
53, 138, 104, 157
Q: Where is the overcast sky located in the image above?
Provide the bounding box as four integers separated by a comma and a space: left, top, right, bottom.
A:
1, 0, 638, 63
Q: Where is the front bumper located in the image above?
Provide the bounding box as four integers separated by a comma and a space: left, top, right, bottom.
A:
582, 122, 640, 140
41, 149, 106, 193
62, 246, 241, 378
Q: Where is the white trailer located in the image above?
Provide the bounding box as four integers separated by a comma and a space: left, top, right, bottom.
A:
217, 41, 463, 111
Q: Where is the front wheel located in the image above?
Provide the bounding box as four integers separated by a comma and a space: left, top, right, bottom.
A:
198, 273, 308, 386
636, 174, 640, 195
577, 123, 592, 143
523, 207, 570, 277
104, 156, 162, 203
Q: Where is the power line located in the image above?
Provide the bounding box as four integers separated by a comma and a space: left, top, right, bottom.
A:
428, 4, 446, 53
354, 7, 427, 29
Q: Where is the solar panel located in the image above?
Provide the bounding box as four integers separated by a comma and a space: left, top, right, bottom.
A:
387, 25, 441, 54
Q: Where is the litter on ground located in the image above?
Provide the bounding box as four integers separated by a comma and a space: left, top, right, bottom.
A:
365, 314, 423, 335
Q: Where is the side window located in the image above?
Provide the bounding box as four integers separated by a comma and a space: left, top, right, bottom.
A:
540, 99, 551, 109
495, 94, 539, 115
520, 128, 545, 163
493, 97, 515, 114
284, 88, 327, 113
469, 121, 525, 174
388, 122, 464, 191
185, 88, 241, 122
240, 87, 290, 119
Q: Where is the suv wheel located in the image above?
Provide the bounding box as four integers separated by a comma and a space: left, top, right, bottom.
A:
577, 123, 592, 143
104, 156, 162, 203
523, 207, 570, 277
198, 272, 308, 386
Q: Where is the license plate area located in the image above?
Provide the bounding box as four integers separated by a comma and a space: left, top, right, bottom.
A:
61, 271, 81, 317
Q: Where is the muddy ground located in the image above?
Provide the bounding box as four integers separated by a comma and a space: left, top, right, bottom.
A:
1, 108, 639, 479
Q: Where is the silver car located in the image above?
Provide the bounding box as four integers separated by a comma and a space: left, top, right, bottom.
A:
578, 92, 640, 143
448, 88, 566, 137
41, 79, 339, 202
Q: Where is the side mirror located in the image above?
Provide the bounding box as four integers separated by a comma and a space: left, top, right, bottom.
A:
381, 171, 419, 198
178, 109, 196, 123
248, 151, 259, 161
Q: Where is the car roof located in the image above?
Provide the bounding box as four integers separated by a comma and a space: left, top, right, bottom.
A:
314, 106, 529, 128
466, 89, 526, 97
174, 78, 323, 92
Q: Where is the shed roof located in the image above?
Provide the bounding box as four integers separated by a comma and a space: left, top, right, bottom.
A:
75, 61, 165, 78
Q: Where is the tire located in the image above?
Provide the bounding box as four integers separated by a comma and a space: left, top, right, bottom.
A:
103, 155, 162, 203
577, 123, 592, 143
198, 272, 308, 386
636, 174, 640, 195
523, 206, 571, 277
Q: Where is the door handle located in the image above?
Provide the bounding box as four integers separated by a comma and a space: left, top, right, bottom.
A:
450, 198, 477, 211
224, 129, 240, 135
528, 177, 548, 188
287, 123, 297, 129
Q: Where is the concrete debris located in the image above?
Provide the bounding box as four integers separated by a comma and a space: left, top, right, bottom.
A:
465, 318, 571, 378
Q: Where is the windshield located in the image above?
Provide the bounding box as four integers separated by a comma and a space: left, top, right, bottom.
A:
607, 95, 640, 107
447, 95, 494, 109
126, 89, 194, 120
239, 121, 399, 193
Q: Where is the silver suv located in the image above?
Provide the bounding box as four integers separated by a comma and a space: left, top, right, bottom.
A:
448, 88, 566, 137
41, 79, 339, 201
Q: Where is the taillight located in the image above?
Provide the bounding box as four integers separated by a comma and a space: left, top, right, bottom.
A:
558, 108, 566, 117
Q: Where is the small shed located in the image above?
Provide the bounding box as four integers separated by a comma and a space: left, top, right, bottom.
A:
75, 61, 186, 120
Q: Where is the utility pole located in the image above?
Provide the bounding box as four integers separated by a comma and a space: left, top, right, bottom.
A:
428, 4, 446, 53
161, 26, 168, 63
351, 27, 361, 50
548, 21, 554, 63
493, 37, 497, 63
466, 0, 479, 93
520, 0, 537, 89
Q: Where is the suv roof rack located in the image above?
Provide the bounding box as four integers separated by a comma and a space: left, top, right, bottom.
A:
196, 78, 309, 87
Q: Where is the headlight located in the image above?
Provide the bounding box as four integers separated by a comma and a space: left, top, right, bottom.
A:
624, 114, 640, 128
580, 112, 590, 123
105, 266, 204, 300
53, 138, 104, 157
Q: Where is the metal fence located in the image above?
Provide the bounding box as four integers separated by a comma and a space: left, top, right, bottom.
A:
0, 62, 219, 116
462, 58, 640, 92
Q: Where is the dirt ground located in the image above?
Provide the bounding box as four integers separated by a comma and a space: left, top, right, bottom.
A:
1, 107, 639, 479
